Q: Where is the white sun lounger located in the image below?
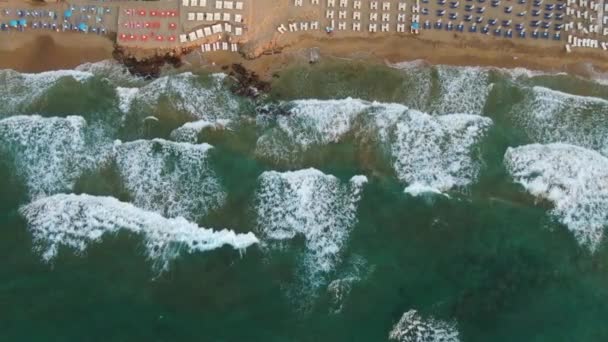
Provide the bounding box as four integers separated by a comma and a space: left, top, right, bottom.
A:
224, 1, 234, 9
196, 28, 204, 38
188, 32, 197, 41
223, 13, 231, 21
204, 27, 213, 35
235, 2, 243, 10
212, 23, 223, 33
197, 12, 204, 21
215, 1, 223, 9
235, 26, 243, 35
180, 34, 188, 43
187, 12, 195, 20
182, 0, 189, 7
214, 12, 221, 20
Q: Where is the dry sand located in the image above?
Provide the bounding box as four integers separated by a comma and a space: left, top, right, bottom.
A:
1, 27, 608, 81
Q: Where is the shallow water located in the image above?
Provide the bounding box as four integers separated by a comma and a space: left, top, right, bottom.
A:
1, 59, 608, 341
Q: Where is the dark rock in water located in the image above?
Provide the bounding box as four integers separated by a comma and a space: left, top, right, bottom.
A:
255, 102, 293, 117
113, 46, 183, 79
228, 63, 271, 99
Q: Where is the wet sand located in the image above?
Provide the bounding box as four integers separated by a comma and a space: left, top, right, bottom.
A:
0, 31, 114, 72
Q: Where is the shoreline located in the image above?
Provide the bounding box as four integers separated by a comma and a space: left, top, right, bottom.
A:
1, 30, 608, 83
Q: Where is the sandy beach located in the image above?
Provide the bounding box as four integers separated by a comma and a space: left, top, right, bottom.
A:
0, 31, 114, 72
1, 28, 607, 81
1, 0, 608, 81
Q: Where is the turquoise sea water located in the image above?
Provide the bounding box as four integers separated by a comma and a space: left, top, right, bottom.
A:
1, 60, 608, 341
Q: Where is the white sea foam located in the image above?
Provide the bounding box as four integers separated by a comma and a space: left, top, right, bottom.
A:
75, 60, 136, 85
19, 193, 258, 269
255, 168, 367, 288
511, 86, 608, 156
255, 98, 368, 164
0, 115, 110, 198
256, 98, 492, 193
430, 66, 492, 115
116, 87, 140, 114
122, 72, 240, 121
113, 139, 226, 221
389, 310, 460, 342
326, 254, 373, 314
379, 111, 493, 195
504, 143, 608, 251
169, 119, 231, 143
0, 69, 93, 114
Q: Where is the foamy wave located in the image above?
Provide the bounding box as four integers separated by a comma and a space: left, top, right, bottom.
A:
169, 119, 231, 143
0, 69, 93, 114
116, 87, 139, 115
0, 115, 110, 198
123, 72, 240, 121
504, 143, 608, 251
113, 139, 226, 221
255, 98, 368, 164
430, 66, 492, 115
75, 60, 135, 84
327, 254, 372, 314
256, 98, 491, 193
389, 310, 460, 342
511, 86, 608, 156
377, 111, 493, 195
19, 194, 258, 269
255, 168, 367, 288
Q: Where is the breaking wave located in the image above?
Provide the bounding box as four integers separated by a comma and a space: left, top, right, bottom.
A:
370, 109, 493, 195
254, 168, 367, 289
510, 86, 608, 156
389, 310, 460, 342
19, 193, 258, 270
429, 66, 492, 115
0, 115, 110, 198
118, 72, 241, 122
504, 143, 608, 251
169, 119, 231, 143
256, 98, 492, 194
113, 139, 226, 221
0, 69, 93, 114
255, 98, 369, 164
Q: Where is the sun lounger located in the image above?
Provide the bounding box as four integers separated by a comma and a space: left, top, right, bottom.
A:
204, 27, 212, 35
196, 28, 204, 38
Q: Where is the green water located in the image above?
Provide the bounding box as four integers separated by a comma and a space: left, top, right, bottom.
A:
1, 60, 608, 341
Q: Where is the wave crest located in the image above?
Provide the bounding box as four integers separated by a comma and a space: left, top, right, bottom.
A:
504, 143, 608, 251
19, 193, 258, 270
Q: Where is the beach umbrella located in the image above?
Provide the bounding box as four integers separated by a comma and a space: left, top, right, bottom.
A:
64, 9, 72, 18
18, 19, 27, 27
78, 22, 88, 31
9, 19, 17, 27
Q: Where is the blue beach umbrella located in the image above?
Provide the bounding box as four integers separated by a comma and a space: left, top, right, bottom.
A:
412, 22, 420, 30
19, 18, 27, 27
64, 9, 72, 18
9, 19, 17, 27
78, 22, 88, 31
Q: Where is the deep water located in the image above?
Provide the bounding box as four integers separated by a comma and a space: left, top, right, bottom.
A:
1, 60, 608, 341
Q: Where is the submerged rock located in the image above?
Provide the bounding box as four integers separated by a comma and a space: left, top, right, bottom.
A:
228, 63, 271, 99
113, 46, 185, 79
